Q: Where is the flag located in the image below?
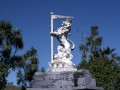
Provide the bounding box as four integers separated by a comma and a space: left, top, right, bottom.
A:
51, 15, 73, 19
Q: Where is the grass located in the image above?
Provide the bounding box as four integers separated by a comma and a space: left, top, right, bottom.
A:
4, 85, 22, 90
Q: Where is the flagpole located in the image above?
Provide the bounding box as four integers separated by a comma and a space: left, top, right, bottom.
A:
51, 12, 54, 62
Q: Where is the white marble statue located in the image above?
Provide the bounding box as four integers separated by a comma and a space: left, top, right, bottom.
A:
50, 19, 75, 64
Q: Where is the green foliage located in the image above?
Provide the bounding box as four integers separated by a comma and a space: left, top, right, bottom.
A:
78, 26, 120, 90
0, 21, 38, 89
4, 84, 21, 90
17, 47, 38, 87
0, 63, 9, 89
77, 60, 87, 70
87, 58, 119, 90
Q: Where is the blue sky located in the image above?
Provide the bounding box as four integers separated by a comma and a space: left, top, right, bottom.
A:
0, 0, 120, 85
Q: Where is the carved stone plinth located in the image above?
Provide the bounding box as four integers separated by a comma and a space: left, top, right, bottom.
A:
27, 70, 103, 90
48, 60, 77, 72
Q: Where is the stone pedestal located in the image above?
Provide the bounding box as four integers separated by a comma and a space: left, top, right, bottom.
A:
48, 60, 77, 72
27, 69, 103, 90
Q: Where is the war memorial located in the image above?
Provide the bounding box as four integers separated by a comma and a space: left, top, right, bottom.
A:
27, 13, 103, 90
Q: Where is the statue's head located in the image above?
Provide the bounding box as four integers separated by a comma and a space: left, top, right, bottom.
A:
61, 19, 71, 28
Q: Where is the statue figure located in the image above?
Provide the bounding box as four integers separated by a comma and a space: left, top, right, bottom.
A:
50, 19, 75, 63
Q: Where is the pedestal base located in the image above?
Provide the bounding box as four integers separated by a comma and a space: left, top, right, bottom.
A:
27, 70, 103, 90
48, 60, 77, 72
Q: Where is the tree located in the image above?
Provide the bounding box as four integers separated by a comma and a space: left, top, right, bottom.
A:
17, 47, 38, 87
78, 26, 120, 90
0, 21, 38, 89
